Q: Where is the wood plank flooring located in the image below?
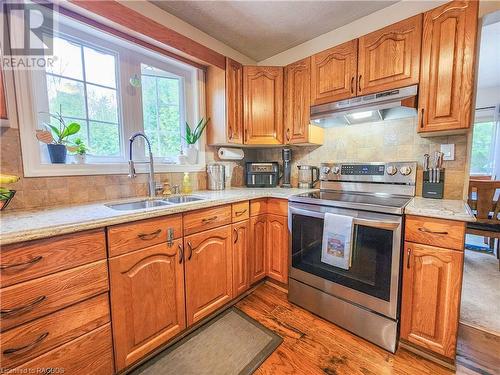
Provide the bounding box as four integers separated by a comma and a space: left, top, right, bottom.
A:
236, 284, 495, 375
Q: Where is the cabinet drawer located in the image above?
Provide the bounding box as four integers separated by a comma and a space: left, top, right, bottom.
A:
232, 201, 249, 222
250, 198, 267, 216
267, 198, 288, 216
10, 323, 114, 375
1, 260, 108, 331
1, 293, 110, 370
108, 214, 182, 257
183, 205, 231, 235
405, 215, 465, 251
0, 229, 106, 288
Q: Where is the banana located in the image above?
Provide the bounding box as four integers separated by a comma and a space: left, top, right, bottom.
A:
0, 174, 20, 184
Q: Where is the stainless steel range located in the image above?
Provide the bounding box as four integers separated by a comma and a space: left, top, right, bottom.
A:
288, 161, 417, 352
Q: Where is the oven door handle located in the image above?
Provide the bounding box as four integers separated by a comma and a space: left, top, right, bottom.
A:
289, 207, 400, 231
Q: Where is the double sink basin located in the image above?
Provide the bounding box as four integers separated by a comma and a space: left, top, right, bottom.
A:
106, 195, 205, 211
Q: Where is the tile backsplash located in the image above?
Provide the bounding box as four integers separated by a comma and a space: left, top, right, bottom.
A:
254, 117, 469, 199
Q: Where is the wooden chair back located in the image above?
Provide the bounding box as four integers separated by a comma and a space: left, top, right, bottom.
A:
468, 180, 500, 224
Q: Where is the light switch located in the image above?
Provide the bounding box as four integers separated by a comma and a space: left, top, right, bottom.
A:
440, 144, 455, 161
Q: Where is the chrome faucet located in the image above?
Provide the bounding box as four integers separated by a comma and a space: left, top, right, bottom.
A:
128, 132, 156, 198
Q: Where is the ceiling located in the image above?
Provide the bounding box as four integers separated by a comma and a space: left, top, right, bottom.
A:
477, 20, 500, 89
150, 1, 398, 62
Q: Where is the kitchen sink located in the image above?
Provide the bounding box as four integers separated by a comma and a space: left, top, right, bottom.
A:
105, 199, 171, 211
162, 195, 205, 204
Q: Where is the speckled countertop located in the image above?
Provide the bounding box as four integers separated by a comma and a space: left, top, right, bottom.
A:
0, 188, 317, 246
404, 197, 475, 222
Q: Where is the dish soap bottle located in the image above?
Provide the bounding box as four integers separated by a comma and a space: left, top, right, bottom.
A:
182, 172, 192, 194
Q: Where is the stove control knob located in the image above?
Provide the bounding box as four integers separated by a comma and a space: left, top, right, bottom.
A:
320, 166, 331, 175
332, 166, 341, 175
400, 165, 412, 176
386, 165, 398, 176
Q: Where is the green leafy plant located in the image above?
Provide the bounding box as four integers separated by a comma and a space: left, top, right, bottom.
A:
73, 138, 88, 155
41, 108, 81, 145
184, 118, 209, 145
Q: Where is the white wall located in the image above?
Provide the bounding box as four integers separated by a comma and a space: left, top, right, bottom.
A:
476, 86, 500, 109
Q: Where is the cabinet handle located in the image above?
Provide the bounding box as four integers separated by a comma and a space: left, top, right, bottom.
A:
0, 256, 43, 271
233, 228, 239, 244
137, 229, 161, 240
3, 332, 49, 355
187, 241, 193, 260
0, 295, 47, 318
244, 128, 248, 142
406, 248, 411, 269
418, 227, 448, 235
235, 209, 247, 216
286, 128, 290, 142
350, 76, 354, 94
420, 108, 425, 128
358, 75, 362, 92
202, 216, 218, 224
178, 243, 184, 264
228, 126, 233, 140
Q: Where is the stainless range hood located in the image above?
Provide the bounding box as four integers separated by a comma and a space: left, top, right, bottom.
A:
310, 85, 418, 127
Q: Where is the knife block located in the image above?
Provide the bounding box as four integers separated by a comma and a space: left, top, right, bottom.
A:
422, 169, 445, 199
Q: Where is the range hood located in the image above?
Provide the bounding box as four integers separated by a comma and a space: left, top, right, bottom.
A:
310, 85, 418, 127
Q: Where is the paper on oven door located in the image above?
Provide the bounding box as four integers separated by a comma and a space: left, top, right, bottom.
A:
321, 213, 354, 270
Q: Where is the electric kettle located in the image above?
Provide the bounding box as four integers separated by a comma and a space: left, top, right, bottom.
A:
297, 165, 319, 188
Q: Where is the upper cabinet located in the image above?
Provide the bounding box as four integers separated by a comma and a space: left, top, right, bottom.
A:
358, 15, 422, 95
226, 58, 244, 143
311, 40, 358, 105
243, 66, 284, 145
418, 1, 478, 134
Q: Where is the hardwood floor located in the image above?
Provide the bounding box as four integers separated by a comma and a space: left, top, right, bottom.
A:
236, 284, 493, 375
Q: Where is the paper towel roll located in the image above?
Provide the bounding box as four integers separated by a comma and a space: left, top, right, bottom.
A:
218, 147, 244, 160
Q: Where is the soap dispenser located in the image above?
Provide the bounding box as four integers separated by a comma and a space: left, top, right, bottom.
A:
182, 172, 192, 194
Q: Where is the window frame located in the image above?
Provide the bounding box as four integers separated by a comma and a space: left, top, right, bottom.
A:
470, 107, 500, 178
12, 10, 206, 177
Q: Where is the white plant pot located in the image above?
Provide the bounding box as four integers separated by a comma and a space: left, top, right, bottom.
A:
75, 154, 86, 164
186, 145, 198, 165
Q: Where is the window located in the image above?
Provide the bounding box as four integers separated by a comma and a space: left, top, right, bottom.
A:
470, 107, 500, 178
12, 11, 204, 177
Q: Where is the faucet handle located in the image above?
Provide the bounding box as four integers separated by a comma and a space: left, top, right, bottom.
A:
172, 184, 180, 194
154, 182, 164, 196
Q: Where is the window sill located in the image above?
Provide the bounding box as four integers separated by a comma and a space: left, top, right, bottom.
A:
23, 162, 206, 177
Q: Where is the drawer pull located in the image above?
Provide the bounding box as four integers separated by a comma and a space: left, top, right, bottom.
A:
0, 256, 43, 271
235, 209, 247, 216
202, 216, 218, 224
137, 229, 162, 240
233, 228, 239, 244
1, 295, 47, 318
417, 227, 448, 235
187, 241, 194, 260
406, 248, 411, 269
3, 332, 49, 355
178, 243, 184, 264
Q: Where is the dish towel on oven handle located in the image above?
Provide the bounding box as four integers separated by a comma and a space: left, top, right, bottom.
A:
321, 212, 354, 270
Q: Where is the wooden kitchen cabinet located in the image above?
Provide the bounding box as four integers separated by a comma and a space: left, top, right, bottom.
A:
266, 214, 289, 284
0, 68, 7, 120
401, 242, 463, 359
226, 58, 244, 144
109, 240, 186, 370
311, 40, 358, 105
232, 220, 250, 297
184, 225, 233, 325
357, 14, 422, 95
418, 0, 478, 134
243, 66, 284, 145
249, 214, 268, 284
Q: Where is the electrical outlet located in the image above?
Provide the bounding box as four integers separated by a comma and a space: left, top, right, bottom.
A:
440, 144, 455, 161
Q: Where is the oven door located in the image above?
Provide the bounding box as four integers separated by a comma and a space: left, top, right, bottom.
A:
289, 202, 402, 319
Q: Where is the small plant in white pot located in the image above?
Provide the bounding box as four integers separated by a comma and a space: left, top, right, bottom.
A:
72, 138, 88, 164
184, 118, 209, 165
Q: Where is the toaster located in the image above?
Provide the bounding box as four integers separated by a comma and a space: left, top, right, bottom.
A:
245, 162, 279, 188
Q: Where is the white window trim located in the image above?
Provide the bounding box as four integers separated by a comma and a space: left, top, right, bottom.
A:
11, 11, 206, 177
470, 106, 500, 178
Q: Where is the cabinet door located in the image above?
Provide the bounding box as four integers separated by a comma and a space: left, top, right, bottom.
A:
311, 40, 358, 105
109, 240, 185, 370
266, 214, 289, 284
358, 15, 422, 95
226, 58, 244, 144
418, 1, 478, 133
401, 242, 463, 358
284, 57, 310, 144
184, 225, 232, 325
232, 220, 249, 297
249, 214, 267, 284
243, 66, 283, 145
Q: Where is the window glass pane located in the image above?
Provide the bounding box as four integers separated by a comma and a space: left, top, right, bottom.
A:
46, 36, 83, 80
470, 122, 495, 175
47, 75, 85, 118
83, 47, 117, 88
87, 84, 118, 123
89, 121, 120, 156
158, 77, 180, 105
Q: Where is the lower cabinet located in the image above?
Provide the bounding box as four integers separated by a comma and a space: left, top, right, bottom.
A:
184, 225, 233, 325
266, 214, 289, 283
249, 214, 268, 284
400, 241, 463, 359
232, 220, 250, 297
109, 239, 186, 371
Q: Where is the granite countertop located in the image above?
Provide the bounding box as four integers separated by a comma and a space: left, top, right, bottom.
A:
0, 187, 317, 246
404, 197, 476, 222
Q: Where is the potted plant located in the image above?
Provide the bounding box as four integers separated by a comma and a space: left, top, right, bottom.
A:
0, 173, 20, 211
36, 109, 81, 164
184, 118, 209, 165
72, 138, 88, 164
